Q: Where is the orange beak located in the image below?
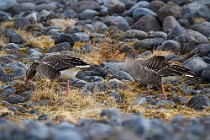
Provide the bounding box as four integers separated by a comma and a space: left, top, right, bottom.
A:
115, 50, 120, 56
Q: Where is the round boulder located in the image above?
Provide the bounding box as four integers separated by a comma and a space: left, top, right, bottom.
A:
163, 16, 180, 33
131, 15, 161, 32
157, 1, 181, 21
184, 57, 207, 76
158, 40, 181, 53
201, 65, 210, 82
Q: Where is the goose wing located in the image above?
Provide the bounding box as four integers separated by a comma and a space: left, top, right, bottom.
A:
41, 55, 89, 71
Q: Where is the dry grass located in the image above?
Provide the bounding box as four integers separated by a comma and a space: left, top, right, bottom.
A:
48, 18, 77, 30
0, 35, 6, 48
0, 21, 209, 123
190, 17, 206, 24
15, 82, 208, 123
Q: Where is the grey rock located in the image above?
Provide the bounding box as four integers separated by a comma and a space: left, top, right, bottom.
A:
192, 21, 210, 37
1, 29, 25, 44
79, 10, 99, 20
134, 38, 165, 50
4, 62, 27, 77
132, 8, 157, 21
147, 31, 167, 39
102, 60, 126, 74
83, 82, 106, 94
144, 119, 173, 140
72, 32, 89, 42
181, 84, 193, 95
54, 33, 74, 46
0, 0, 17, 11
63, 9, 76, 18
76, 67, 107, 79
152, 99, 175, 106
201, 65, 210, 82
172, 0, 192, 6
73, 80, 87, 88
107, 3, 125, 15
0, 56, 12, 66
106, 78, 124, 89
197, 44, 210, 57
122, 116, 150, 136
38, 113, 47, 120
53, 130, 83, 140
112, 71, 134, 81
92, 21, 108, 33
163, 16, 180, 33
135, 97, 147, 106
184, 57, 207, 76
132, 15, 161, 32
148, 0, 165, 13
2, 86, 31, 104
10, 3, 36, 14
0, 11, 12, 21
158, 40, 181, 53
167, 25, 186, 40
4, 43, 20, 51
13, 17, 31, 30
35, 2, 58, 12
83, 76, 104, 83
117, 22, 131, 32
109, 91, 122, 103
181, 2, 210, 21
70, 1, 100, 13
100, 109, 122, 125
168, 26, 208, 53
188, 95, 210, 110
125, 1, 149, 16
157, 1, 181, 21
121, 29, 148, 40
25, 121, 50, 139
174, 96, 188, 104
202, 56, 210, 64
55, 121, 75, 130
103, 16, 129, 26
47, 42, 71, 53
178, 18, 190, 27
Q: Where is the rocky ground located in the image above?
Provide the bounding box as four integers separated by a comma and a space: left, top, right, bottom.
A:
0, 0, 210, 139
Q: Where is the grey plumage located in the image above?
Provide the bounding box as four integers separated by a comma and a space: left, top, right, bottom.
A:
116, 44, 194, 98
25, 54, 89, 94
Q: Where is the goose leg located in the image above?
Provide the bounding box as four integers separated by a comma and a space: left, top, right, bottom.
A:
147, 85, 151, 96
50, 80, 55, 93
66, 80, 69, 96
161, 83, 167, 99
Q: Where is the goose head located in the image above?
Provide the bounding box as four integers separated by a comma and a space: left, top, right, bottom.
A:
115, 44, 135, 58
25, 62, 39, 84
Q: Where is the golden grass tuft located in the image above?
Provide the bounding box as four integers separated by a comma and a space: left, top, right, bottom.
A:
15, 29, 54, 49
48, 18, 77, 30
1, 21, 14, 28
190, 17, 206, 24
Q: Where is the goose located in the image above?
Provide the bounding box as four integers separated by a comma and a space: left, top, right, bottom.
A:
25, 54, 90, 95
115, 44, 194, 98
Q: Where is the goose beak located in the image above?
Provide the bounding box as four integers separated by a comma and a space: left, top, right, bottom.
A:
115, 50, 120, 56
24, 77, 29, 85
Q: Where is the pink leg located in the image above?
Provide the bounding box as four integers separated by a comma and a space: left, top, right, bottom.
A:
147, 85, 151, 96
50, 80, 55, 93
66, 80, 69, 96
161, 83, 167, 99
